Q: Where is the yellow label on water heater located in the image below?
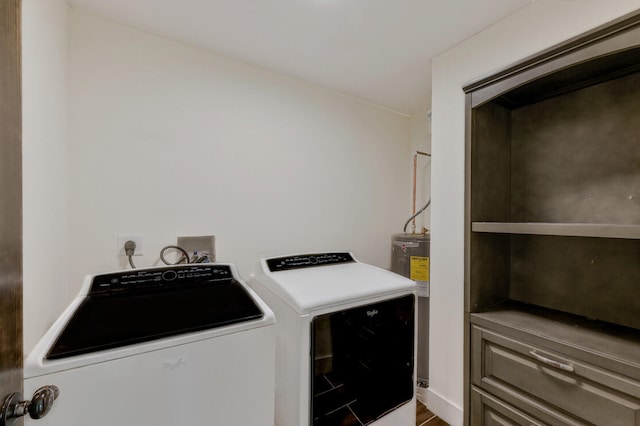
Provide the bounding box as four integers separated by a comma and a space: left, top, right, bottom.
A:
410, 256, 430, 281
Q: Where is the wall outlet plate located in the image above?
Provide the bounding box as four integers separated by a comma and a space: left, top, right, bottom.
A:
177, 235, 215, 262
117, 235, 144, 256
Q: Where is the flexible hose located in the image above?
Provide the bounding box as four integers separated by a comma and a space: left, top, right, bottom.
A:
403, 198, 431, 233
160, 245, 191, 265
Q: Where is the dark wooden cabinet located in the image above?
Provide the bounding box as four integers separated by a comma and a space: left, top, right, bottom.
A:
471, 388, 547, 426
464, 11, 640, 426
471, 308, 640, 425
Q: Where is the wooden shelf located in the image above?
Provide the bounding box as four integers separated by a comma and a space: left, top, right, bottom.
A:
472, 222, 640, 239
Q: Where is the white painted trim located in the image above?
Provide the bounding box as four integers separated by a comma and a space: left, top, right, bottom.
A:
426, 387, 463, 426
416, 385, 428, 406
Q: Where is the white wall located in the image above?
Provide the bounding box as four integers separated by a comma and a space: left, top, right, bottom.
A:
65, 8, 412, 294
428, 1, 640, 425
21, 0, 414, 364
22, 0, 70, 354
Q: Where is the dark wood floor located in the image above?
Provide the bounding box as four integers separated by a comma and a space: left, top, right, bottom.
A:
416, 401, 449, 426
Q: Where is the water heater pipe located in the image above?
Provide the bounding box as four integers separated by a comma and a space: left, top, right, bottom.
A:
411, 151, 431, 233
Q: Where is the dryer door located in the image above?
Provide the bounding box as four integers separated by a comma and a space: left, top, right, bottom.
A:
310, 294, 415, 426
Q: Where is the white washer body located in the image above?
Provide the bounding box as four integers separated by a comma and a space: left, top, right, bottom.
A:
249, 253, 417, 426
24, 264, 276, 426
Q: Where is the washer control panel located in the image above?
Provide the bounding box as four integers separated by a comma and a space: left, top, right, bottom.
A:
90, 265, 232, 294
266, 252, 354, 272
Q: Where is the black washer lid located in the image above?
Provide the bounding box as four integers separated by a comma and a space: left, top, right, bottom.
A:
46, 265, 263, 360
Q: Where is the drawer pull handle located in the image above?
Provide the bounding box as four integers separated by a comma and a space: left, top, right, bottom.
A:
528, 351, 574, 372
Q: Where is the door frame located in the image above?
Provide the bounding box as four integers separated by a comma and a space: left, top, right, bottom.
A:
0, 0, 23, 404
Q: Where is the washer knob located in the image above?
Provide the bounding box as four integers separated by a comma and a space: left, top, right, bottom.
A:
162, 270, 177, 281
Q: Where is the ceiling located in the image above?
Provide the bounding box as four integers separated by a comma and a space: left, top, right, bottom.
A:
67, 0, 533, 115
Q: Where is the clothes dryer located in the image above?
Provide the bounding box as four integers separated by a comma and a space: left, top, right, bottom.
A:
250, 252, 416, 426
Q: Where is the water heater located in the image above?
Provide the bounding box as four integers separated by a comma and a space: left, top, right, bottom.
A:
391, 233, 430, 387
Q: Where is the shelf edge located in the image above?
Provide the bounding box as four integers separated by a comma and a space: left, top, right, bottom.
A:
471, 222, 640, 239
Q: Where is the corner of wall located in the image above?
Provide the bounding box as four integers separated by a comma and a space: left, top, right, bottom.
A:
408, 111, 432, 231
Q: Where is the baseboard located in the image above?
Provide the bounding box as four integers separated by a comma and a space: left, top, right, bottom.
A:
415, 385, 428, 405
425, 388, 463, 426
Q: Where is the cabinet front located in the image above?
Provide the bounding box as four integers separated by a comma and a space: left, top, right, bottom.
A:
472, 325, 640, 426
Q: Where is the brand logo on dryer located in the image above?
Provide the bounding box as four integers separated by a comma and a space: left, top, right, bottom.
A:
366, 309, 379, 318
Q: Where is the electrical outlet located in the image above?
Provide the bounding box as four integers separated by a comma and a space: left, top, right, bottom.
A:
177, 235, 215, 262
117, 235, 144, 256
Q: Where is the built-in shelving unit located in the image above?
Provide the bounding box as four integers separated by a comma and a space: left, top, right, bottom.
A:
463, 11, 640, 426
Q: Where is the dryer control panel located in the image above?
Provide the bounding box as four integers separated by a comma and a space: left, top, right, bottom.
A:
266, 252, 354, 272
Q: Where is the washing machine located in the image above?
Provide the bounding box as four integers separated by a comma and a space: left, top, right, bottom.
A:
23, 264, 276, 426
249, 252, 416, 426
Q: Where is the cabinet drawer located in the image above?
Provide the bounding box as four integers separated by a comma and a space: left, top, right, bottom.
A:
471, 325, 640, 426
471, 385, 592, 426
471, 387, 548, 426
